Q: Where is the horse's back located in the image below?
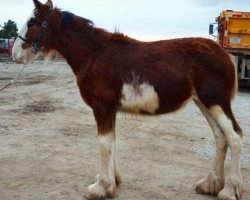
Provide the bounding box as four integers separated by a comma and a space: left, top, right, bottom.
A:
116, 37, 235, 114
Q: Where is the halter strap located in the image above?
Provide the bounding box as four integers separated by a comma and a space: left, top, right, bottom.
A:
18, 35, 34, 46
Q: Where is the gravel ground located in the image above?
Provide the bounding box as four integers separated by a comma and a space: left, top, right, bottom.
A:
0, 61, 249, 200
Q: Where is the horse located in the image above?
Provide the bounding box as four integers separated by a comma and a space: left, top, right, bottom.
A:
12, 0, 244, 199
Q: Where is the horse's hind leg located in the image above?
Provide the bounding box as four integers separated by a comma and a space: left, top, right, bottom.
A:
209, 104, 243, 200
194, 99, 228, 195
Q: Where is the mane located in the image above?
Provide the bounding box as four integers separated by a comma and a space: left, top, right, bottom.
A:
58, 10, 138, 45
61, 11, 94, 28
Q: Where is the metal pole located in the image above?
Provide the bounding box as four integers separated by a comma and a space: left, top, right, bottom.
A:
241, 58, 246, 80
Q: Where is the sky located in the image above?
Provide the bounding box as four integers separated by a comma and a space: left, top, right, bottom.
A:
0, 0, 249, 41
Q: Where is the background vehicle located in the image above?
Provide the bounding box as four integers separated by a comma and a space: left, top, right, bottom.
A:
210, 10, 250, 86
0, 38, 15, 55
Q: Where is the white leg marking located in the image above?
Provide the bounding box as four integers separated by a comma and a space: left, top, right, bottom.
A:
85, 132, 116, 199
194, 101, 227, 195
99, 133, 116, 187
120, 82, 159, 114
210, 106, 242, 159
210, 106, 243, 200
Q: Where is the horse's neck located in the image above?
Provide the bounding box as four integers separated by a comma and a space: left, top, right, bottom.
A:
53, 25, 105, 75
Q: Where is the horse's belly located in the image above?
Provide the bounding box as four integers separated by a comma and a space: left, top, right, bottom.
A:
119, 82, 159, 114
119, 80, 192, 115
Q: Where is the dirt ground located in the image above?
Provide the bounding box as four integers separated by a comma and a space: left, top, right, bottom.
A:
0, 61, 249, 200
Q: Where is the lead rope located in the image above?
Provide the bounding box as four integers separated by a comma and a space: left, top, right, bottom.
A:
0, 64, 26, 92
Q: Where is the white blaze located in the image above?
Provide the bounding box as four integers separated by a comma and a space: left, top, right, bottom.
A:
12, 11, 35, 63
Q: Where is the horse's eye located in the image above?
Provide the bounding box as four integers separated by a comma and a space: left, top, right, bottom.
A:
27, 21, 35, 28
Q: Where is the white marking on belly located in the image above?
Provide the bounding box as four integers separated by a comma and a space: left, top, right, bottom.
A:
120, 83, 159, 114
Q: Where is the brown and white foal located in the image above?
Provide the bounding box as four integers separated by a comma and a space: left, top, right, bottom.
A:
12, 0, 244, 199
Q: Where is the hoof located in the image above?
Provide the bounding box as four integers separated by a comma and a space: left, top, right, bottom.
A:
217, 181, 243, 200
84, 182, 106, 200
85, 176, 116, 200
195, 171, 224, 195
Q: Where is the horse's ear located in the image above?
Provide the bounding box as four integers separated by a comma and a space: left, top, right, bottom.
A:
45, 0, 53, 8
33, 0, 42, 11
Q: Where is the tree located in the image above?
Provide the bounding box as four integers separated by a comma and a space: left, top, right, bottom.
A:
0, 20, 18, 38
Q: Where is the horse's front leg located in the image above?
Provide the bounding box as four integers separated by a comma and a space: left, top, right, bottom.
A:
85, 108, 120, 200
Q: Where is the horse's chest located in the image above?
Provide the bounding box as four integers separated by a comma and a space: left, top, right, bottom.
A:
119, 83, 159, 114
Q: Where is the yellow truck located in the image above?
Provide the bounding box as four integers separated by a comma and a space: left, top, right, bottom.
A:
209, 10, 250, 86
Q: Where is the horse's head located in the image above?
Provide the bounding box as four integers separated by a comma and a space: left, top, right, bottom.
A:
12, 0, 54, 64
